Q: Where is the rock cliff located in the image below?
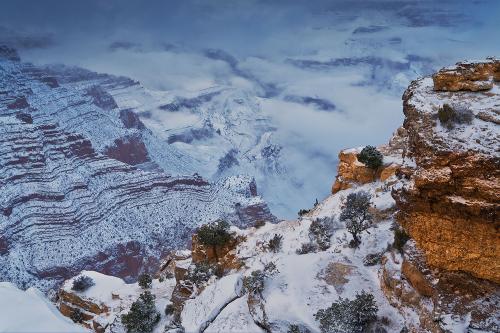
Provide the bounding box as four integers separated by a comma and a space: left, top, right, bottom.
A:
393, 59, 499, 283
331, 127, 408, 194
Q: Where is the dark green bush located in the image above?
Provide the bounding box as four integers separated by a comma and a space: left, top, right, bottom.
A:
357, 146, 383, 169
296, 242, 318, 255
298, 209, 311, 217
363, 253, 383, 266
185, 261, 215, 286
243, 262, 278, 295
70, 308, 84, 323
309, 219, 332, 251
122, 291, 160, 333
197, 220, 232, 247
314, 291, 378, 333
138, 273, 152, 289
72, 275, 94, 292
164, 303, 175, 316
438, 103, 474, 128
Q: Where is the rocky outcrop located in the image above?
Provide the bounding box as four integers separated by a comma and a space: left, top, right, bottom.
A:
58, 288, 110, 332
331, 149, 377, 193
167, 229, 246, 323
331, 127, 408, 193
394, 60, 500, 283
191, 233, 245, 272
380, 243, 499, 333
432, 58, 499, 91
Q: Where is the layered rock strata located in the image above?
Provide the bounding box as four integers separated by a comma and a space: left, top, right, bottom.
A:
0, 48, 274, 291
394, 59, 499, 283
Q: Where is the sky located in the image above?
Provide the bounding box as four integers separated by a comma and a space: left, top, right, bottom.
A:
1, 0, 499, 217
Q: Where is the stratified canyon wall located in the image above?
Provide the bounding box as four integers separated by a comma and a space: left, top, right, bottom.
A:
394, 59, 499, 283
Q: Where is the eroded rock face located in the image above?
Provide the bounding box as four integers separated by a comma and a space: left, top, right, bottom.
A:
380, 243, 499, 333
394, 60, 500, 283
432, 58, 499, 92
331, 149, 376, 193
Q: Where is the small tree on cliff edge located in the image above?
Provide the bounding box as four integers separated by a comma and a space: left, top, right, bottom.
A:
340, 191, 373, 247
357, 146, 383, 170
197, 219, 232, 261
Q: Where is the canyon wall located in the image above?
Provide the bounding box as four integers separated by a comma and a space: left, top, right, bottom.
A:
393, 59, 499, 283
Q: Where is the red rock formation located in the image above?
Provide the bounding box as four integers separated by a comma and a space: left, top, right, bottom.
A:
394, 60, 500, 283
191, 233, 245, 271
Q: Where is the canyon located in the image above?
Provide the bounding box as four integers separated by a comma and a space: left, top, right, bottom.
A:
0, 47, 498, 332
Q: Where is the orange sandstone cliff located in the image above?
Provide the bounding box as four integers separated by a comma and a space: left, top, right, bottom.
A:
393, 59, 499, 283
334, 59, 499, 283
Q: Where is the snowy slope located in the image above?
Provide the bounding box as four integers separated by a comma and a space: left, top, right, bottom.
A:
0, 282, 88, 333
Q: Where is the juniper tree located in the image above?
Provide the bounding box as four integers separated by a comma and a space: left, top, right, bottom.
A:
197, 220, 232, 261
314, 291, 378, 333
296, 242, 318, 255
243, 262, 278, 295
71, 275, 94, 292
70, 308, 84, 323
185, 261, 215, 287
268, 234, 283, 253
438, 103, 473, 128
309, 219, 332, 251
340, 191, 372, 246
357, 146, 383, 169
138, 273, 152, 289
121, 291, 160, 333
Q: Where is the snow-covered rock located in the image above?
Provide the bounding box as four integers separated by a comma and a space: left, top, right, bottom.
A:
58, 271, 176, 333
182, 273, 244, 332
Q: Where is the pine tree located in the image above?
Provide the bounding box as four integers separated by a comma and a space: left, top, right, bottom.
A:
122, 291, 160, 333
138, 273, 152, 289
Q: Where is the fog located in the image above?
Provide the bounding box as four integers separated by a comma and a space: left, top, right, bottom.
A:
1, 0, 499, 217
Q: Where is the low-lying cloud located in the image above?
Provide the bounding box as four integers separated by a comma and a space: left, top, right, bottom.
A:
1, 0, 499, 218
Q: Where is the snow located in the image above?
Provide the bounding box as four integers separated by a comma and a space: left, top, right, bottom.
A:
0, 282, 88, 333
63, 271, 136, 305
60, 271, 177, 333
182, 273, 244, 333
408, 76, 499, 156
182, 177, 407, 332
440, 313, 472, 333
205, 296, 264, 333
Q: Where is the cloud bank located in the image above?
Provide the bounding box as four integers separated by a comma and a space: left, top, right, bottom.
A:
1, 0, 499, 217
